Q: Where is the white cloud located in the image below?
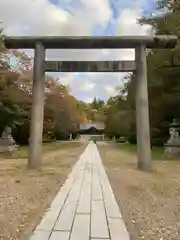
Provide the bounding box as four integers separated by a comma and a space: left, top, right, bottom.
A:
83, 97, 94, 103
80, 81, 95, 92
57, 73, 76, 85
1, 0, 112, 36
1, 0, 69, 36
104, 85, 117, 97
116, 8, 151, 36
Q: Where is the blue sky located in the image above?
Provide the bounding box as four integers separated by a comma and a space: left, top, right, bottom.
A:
0, 0, 156, 102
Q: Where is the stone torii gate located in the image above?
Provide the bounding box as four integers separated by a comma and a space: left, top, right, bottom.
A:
4, 35, 177, 171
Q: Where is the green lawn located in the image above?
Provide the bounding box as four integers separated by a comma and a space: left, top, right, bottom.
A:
117, 143, 166, 160
0, 141, 82, 159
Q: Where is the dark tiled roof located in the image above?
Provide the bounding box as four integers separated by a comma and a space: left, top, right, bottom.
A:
80, 122, 105, 130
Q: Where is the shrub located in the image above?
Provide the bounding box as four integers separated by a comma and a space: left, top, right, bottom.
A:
128, 134, 137, 144
116, 137, 126, 143
151, 137, 165, 146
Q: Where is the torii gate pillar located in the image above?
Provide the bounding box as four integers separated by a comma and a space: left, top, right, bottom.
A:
28, 42, 45, 169
135, 44, 151, 170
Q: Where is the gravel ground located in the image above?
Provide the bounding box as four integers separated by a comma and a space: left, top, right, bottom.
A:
98, 143, 180, 240
0, 142, 86, 240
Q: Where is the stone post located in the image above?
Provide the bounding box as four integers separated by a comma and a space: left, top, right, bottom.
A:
102, 134, 105, 141
135, 44, 151, 171
69, 132, 73, 141
28, 42, 45, 169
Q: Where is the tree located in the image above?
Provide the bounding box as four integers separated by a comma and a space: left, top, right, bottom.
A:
0, 32, 87, 144
123, 0, 180, 145
0, 27, 10, 70
104, 95, 130, 138
104, 0, 180, 145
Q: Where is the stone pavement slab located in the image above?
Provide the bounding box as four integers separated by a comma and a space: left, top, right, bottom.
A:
77, 169, 91, 214
108, 218, 130, 240
29, 141, 129, 240
91, 200, 109, 238
54, 199, 77, 231
49, 231, 70, 240
70, 214, 90, 240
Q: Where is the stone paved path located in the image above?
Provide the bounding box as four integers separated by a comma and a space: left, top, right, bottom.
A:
30, 141, 129, 240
